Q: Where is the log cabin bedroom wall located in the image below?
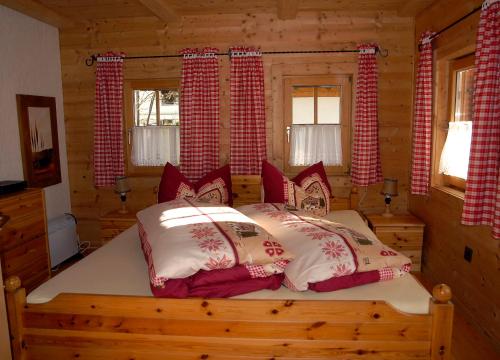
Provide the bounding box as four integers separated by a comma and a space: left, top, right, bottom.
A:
59, 5, 414, 245
410, 0, 499, 347
0, 0, 498, 358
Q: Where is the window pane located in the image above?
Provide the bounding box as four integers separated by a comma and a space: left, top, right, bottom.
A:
134, 90, 157, 126
292, 87, 314, 124
454, 68, 474, 122
318, 86, 341, 124
159, 89, 180, 125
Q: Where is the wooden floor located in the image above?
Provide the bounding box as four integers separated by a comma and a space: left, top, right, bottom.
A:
449, 313, 500, 360
416, 273, 499, 360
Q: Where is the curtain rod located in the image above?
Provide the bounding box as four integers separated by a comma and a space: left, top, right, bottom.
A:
85, 47, 389, 66
419, 4, 482, 50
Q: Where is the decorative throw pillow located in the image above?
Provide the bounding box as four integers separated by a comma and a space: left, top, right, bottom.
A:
137, 199, 294, 286
261, 160, 331, 216
157, 163, 233, 206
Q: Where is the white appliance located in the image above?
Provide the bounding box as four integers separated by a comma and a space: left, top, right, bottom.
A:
48, 214, 79, 268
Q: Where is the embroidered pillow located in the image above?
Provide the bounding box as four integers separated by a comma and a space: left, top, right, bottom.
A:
137, 199, 294, 284
292, 161, 332, 194
261, 160, 331, 216
158, 163, 233, 206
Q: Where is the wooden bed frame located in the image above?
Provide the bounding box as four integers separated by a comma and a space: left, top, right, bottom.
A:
3, 175, 454, 360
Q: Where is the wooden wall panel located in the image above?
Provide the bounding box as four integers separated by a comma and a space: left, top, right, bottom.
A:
410, 0, 500, 351
59, 11, 414, 248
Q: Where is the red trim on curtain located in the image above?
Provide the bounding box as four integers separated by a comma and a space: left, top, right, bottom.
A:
229, 47, 266, 175
93, 52, 125, 187
462, 1, 500, 239
351, 44, 383, 187
179, 48, 220, 182
411, 31, 435, 195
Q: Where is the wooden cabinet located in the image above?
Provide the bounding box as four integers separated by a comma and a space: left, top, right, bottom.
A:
100, 209, 137, 244
365, 213, 425, 272
0, 189, 50, 293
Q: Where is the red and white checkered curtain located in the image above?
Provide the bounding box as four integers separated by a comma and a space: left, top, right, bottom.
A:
410, 31, 435, 195
93, 52, 125, 187
229, 47, 266, 175
179, 48, 220, 181
462, 0, 500, 239
351, 44, 383, 186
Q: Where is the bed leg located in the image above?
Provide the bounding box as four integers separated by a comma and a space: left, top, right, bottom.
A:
430, 284, 454, 360
5, 276, 27, 360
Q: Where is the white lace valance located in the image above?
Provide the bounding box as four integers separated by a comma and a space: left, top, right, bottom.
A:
439, 121, 472, 179
131, 126, 179, 166
289, 124, 342, 166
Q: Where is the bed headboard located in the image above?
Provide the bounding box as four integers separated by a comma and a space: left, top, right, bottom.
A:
231, 175, 358, 210
231, 175, 262, 207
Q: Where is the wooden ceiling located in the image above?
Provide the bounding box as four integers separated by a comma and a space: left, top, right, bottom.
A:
0, 0, 436, 28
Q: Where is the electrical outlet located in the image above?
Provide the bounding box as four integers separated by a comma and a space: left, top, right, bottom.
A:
464, 246, 473, 263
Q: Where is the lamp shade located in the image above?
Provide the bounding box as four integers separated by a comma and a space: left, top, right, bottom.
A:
114, 176, 131, 194
381, 178, 398, 196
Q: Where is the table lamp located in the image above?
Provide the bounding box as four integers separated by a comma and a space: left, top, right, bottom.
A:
381, 178, 398, 217
114, 176, 131, 214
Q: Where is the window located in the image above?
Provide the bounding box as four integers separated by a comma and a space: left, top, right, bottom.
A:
124, 79, 180, 176
284, 75, 351, 175
438, 54, 474, 191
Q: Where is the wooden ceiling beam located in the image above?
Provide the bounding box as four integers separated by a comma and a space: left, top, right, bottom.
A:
397, 0, 436, 17
137, 0, 178, 23
0, 0, 75, 28
277, 0, 299, 20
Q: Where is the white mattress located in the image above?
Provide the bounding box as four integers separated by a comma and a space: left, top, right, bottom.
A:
27, 210, 431, 314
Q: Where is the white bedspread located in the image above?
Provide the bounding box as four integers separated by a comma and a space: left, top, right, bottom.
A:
27, 210, 431, 314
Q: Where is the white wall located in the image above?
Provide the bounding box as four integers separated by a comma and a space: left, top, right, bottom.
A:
0, 5, 71, 220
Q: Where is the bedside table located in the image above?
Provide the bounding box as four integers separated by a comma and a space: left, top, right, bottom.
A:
365, 213, 425, 272
100, 209, 137, 245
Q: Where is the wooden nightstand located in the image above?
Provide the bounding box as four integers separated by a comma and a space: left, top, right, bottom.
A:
100, 209, 137, 245
365, 213, 425, 272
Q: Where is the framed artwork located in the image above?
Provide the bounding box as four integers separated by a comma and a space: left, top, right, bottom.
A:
16, 95, 61, 188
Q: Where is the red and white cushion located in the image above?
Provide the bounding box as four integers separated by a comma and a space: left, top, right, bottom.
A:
239, 203, 411, 292
137, 199, 294, 288
261, 160, 331, 216
158, 163, 233, 206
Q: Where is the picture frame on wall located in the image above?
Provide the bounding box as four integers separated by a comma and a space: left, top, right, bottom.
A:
16, 94, 61, 188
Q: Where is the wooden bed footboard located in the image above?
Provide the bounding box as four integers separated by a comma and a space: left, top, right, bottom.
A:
5, 276, 453, 360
